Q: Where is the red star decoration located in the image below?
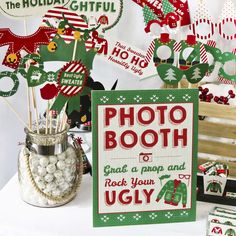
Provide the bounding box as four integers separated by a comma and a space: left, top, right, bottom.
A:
76, 137, 83, 146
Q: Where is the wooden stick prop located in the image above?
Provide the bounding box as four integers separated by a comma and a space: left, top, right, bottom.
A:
49, 110, 52, 134
55, 114, 60, 134
31, 88, 40, 134
23, 18, 32, 130
60, 103, 68, 132
45, 101, 49, 134
1, 97, 32, 131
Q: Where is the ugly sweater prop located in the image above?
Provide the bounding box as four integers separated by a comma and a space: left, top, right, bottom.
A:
206, 181, 222, 193
156, 179, 187, 207
225, 229, 236, 236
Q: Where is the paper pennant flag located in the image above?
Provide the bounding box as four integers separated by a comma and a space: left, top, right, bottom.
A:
143, 5, 158, 25
132, 0, 191, 26
0, 0, 70, 18
0, 71, 19, 97
0, 27, 56, 69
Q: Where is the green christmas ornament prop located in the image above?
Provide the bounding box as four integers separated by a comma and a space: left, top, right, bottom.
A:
0, 71, 19, 97
218, 52, 236, 82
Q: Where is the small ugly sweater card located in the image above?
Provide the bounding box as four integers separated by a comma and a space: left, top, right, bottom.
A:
92, 89, 198, 227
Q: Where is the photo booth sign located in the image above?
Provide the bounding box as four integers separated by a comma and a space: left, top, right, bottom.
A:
92, 89, 198, 227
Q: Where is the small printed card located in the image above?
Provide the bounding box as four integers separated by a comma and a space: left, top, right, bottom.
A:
92, 89, 198, 227
208, 207, 236, 236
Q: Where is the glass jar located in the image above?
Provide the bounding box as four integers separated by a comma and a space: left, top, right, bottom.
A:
18, 125, 83, 207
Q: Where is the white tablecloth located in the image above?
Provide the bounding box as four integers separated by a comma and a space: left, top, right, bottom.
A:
0, 172, 235, 236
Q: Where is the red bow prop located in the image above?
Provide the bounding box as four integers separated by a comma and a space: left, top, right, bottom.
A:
0, 27, 56, 69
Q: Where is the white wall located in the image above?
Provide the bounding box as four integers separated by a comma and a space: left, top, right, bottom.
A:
0, 1, 234, 189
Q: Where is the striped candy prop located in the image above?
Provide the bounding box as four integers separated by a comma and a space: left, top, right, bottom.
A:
173, 41, 181, 52
218, 0, 236, 40
190, 0, 236, 40
57, 61, 88, 97
42, 6, 94, 50
144, 40, 155, 64
189, 19, 214, 40
200, 43, 208, 63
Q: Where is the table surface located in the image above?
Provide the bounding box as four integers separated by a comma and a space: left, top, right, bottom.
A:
1, 173, 236, 236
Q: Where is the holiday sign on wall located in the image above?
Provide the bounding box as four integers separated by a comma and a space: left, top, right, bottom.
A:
92, 89, 198, 227
0, 0, 70, 17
